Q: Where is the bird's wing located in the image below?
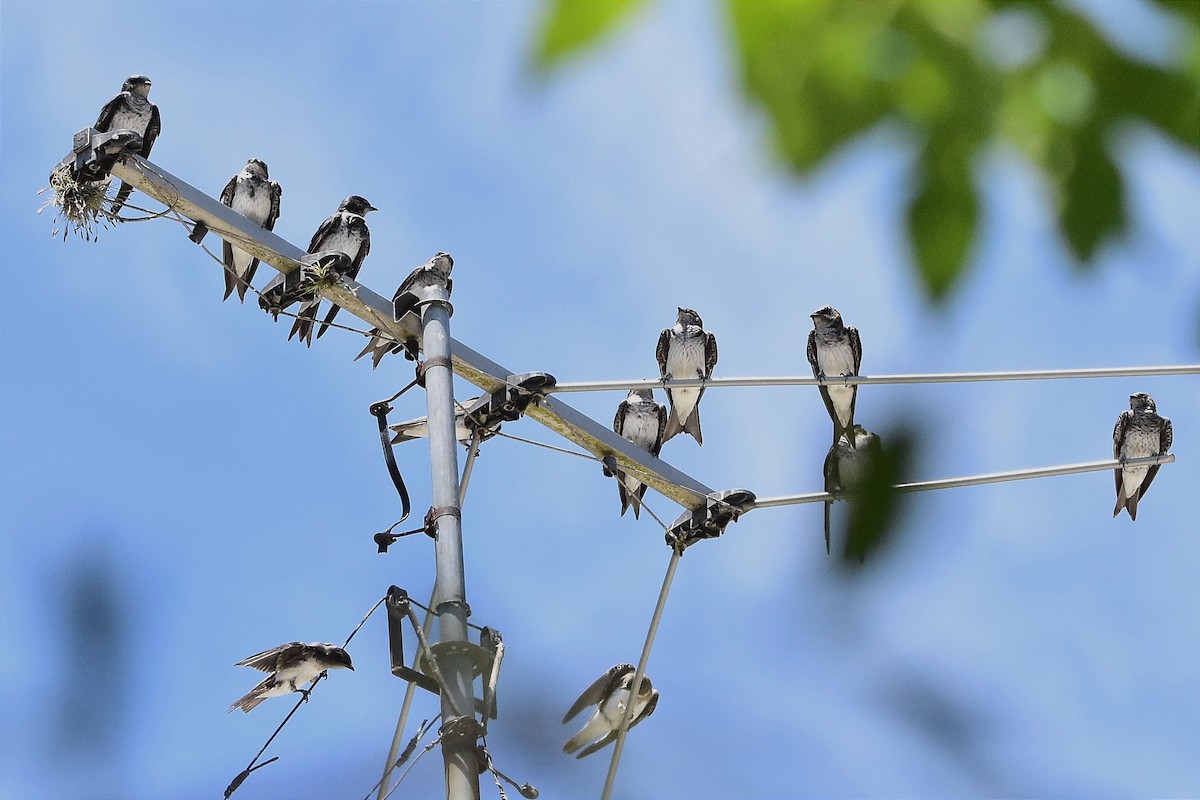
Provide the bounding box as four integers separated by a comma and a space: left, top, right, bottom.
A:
806, 329, 819, 377
562, 664, 633, 724
235, 642, 303, 672
655, 330, 670, 377
651, 404, 668, 456
1139, 417, 1174, 501
307, 213, 339, 253
266, 181, 282, 230
219, 175, 237, 206
1113, 411, 1131, 495
848, 326, 862, 374
141, 105, 161, 155
613, 402, 628, 436
704, 332, 718, 378
94, 93, 124, 131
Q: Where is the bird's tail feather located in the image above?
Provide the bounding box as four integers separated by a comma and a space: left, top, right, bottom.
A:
682, 407, 703, 445
229, 677, 273, 713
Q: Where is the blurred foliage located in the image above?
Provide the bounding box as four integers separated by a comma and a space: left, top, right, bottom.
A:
839, 425, 914, 568
535, 0, 647, 67
535, 0, 1200, 301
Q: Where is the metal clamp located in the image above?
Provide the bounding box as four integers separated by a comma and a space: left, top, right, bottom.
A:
52, 127, 144, 185
665, 488, 757, 554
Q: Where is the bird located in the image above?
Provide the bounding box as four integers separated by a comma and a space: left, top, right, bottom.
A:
807, 305, 862, 448
355, 252, 454, 367
389, 395, 482, 444
562, 664, 658, 759
612, 388, 668, 519
1112, 392, 1172, 521
656, 307, 718, 445
823, 424, 882, 554
258, 195, 375, 345
218, 158, 281, 302
94, 75, 161, 214
229, 642, 353, 713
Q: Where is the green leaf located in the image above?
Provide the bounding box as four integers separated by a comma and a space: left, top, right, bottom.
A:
907, 128, 979, 301
839, 425, 916, 569
1060, 129, 1124, 261
534, 0, 647, 69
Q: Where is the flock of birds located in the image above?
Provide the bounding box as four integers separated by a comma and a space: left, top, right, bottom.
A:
90, 73, 1178, 760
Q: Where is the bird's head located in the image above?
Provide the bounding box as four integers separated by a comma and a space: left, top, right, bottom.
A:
676, 307, 703, 328
629, 388, 655, 403
245, 158, 269, 178
341, 195, 377, 216
810, 305, 841, 327
1129, 392, 1156, 413
323, 645, 354, 671
430, 252, 454, 273
123, 75, 152, 97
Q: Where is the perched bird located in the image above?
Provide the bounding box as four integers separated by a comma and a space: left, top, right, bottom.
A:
562, 664, 658, 759
612, 388, 668, 519
656, 307, 718, 445
94, 75, 161, 213
807, 306, 862, 448
823, 424, 882, 554
229, 642, 353, 713
218, 158, 282, 302
259, 195, 375, 345
1112, 392, 1173, 521
355, 252, 454, 368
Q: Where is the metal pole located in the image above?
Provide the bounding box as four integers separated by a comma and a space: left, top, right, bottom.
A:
417, 280, 480, 800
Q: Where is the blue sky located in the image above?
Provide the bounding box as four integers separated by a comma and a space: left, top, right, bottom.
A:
2, 2, 1198, 799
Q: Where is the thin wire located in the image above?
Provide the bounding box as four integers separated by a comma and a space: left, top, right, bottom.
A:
495, 430, 602, 462
749, 452, 1177, 509
547, 364, 1200, 394
601, 547, 682, 800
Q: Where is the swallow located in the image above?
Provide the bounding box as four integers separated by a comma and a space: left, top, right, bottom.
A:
218, 158, 281, 302
229, 642, 353, 713
562, 664, 658, 759
656, 307, 718, 445
611, 389, 668, 519
259, 195, 375, 345
807, 305, 862, 448
1113, 392, 1173, 521
823, 424, 882, 554
355, 252, 454, 368
388, 394, 482, 444
94, 75, 161, 214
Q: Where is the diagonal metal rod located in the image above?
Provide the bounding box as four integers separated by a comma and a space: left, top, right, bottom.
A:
749, 453, 1177, 509
547, 365, 1200, 394
600, 550, 681, 800
107, 153, 713, 511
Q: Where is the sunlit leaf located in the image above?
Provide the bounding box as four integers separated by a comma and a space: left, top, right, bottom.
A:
534, 0, 647, 69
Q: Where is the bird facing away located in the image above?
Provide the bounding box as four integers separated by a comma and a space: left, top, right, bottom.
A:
93, 75, 161, 214
562, 664, 658, 759
1112, 392, 1172, 521
807, 305, 863, 448
612, 388, 668, 519
219, 158, 281, 302
656, 307, 718, 445
823, 424, 882, 554
355, 252, 454, 368
258, 195, 375, 345
229, 642, 353, 713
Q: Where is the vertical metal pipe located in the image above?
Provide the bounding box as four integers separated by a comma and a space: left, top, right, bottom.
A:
418, 283, 480, 800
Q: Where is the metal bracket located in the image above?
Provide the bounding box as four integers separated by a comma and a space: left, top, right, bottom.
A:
461, 372, 556, 435
664, 488, 757, 554
52, 127, 144, 185
384, 586, 503, 720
